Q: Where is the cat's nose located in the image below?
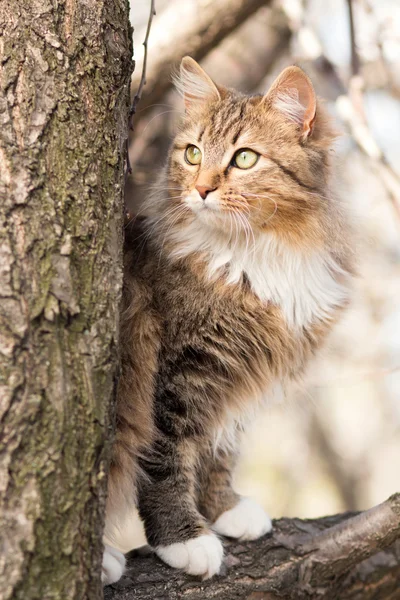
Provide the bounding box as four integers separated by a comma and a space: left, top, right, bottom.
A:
195, 185, 216, 200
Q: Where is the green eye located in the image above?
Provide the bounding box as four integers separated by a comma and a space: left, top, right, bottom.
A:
232, 149, 259, 169
185, 145, 202, 165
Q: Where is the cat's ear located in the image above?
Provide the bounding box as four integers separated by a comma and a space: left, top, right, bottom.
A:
176, 56, 221, 111
265, 66, 316, 140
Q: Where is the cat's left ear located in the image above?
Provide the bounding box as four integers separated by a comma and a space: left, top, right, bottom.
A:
176, 56, 221, 111
264, 66, 316, 140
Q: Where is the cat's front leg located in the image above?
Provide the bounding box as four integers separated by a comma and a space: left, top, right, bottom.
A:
138, 437, 224, 578
198, 446, 272, 541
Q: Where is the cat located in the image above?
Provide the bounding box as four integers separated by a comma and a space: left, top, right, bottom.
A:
101, 57, 353, 585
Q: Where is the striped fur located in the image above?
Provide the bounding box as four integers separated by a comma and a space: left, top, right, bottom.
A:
103, 59, 354, 584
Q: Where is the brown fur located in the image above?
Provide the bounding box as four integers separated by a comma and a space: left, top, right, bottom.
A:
105, 59, 353, 558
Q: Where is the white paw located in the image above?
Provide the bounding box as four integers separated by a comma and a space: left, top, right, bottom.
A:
155, 533, 223, 579
102, 544, 126, 586
212, 498, 272, 541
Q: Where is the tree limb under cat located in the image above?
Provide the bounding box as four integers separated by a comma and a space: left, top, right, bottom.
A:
104, 493, 400, 600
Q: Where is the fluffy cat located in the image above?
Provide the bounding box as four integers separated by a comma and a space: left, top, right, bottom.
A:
102, 57, 353, 585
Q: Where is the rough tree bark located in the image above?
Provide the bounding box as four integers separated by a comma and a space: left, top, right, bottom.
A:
2, 1, 399, 599
0, 1, 132, 599
104, 494, 400, 600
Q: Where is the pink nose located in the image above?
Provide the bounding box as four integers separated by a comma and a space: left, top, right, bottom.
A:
195, 185, 216, 200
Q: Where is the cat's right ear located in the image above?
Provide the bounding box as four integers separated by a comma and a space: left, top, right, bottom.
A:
264, 66, 317, 141
175, 57, 221, 111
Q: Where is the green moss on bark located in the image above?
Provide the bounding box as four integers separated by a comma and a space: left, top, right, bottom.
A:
0, 0, 133, 598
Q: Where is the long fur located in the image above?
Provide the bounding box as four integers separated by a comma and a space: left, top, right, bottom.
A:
167, 219, 348, 328
103, 60, 354, 583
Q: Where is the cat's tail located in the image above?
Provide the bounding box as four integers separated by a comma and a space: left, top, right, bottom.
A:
102, 544, 126, 585
104, 503, 147, 554
102, 465, 147, 586
102, 499, 147, 586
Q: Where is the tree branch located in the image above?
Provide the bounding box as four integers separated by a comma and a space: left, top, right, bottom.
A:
125, 0, 156, 193
130, 0, 272, 119
129, 0, 156, 123
282, 3, 400, 223
297, 493, 400, 591
346, 0, 360, 77
104, 495, 400, 600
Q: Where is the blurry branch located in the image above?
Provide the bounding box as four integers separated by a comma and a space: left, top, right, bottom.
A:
338, 1, 400, 220
336, 87, 400, 221
282, 1, 400, 222
130, 0, 272, 120
105, 494, 400, 600
125, 0, 156, 221
298, 493, 400, 578
201, 8, 291, 92
129, 0, 156, 124
346, 0, 360, 76
310, 411, 359, 511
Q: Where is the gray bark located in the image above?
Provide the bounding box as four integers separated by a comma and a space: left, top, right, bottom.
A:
0, 1, 132, 598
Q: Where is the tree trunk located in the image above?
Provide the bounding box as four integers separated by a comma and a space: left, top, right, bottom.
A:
0, 1, 132, 599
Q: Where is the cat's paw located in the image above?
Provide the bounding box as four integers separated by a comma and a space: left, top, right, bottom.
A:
102, 544, 126, 586
212, 497, 272, 541
155, 533, 223, 579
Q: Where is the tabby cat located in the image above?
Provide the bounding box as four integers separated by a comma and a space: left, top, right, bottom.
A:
102, 57, 353, 584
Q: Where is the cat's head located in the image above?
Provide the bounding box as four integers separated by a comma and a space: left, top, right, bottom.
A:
165, 57, 337, 249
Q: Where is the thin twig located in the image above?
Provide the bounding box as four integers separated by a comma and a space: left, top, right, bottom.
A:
125, 137, 132, 176
310, 411, 359, 511
346, 0, 360, 76
299, 3, 400, 222
125, 0, 156, 223
129, 0, 156, 126
344, 0, 400, 219
129, 0, 270, 120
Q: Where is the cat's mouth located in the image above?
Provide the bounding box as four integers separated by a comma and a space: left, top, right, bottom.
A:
189, 201, 220, 214
203, 203, 219, 212
191, 204, 224, 228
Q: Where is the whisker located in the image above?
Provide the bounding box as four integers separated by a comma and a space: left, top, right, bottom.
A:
236, 210, 250, 258
157, 206, 189, 265
231, 211, 240, 256
146, 184, 184, 191
246, 189, 332, 204
243, 211, 256, 262
263, 199, 278, 226
242, 192, 279, 224
228, 210, 233, 245
137, 103, 179, 113
138, 204, 186, 257
135, 203, 185, 247
295, 189, 332, 202
130, 195, 183, 225
142, 110, 183, 134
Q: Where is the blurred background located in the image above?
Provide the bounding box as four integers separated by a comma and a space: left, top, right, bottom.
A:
127, 0, 400, 525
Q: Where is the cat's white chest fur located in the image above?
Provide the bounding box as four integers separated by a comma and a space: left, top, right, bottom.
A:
170, 221, 348, 329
